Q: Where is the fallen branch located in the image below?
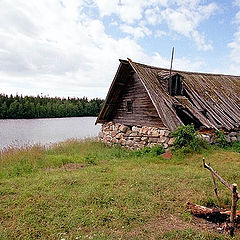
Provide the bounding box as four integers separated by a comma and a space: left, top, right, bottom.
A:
187, 202, 240, 223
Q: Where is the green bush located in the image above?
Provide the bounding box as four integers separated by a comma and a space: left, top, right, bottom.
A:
171, 124, 208, 153
215, 130, 228, 148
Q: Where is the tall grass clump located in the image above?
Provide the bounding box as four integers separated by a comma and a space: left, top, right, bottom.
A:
0, 145, 45, 178
133, 145, 165, 157
231, 140, 240, 153
171, 124, 209, 153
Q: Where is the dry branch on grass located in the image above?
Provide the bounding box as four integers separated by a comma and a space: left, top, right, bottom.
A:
187, 202, 240, 223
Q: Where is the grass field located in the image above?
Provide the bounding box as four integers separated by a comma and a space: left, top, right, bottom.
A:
0, 139, 240, 239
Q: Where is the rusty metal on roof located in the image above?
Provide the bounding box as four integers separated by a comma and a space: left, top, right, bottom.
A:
96, 59, 240, 131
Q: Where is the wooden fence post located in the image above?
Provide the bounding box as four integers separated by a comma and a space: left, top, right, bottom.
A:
230, 183, 238, 237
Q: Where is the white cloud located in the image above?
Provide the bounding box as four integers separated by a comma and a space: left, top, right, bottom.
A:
149, 52, 203, 71
192, 31, 213, 51
120, 24, 151, 39
155, 30, 168, 37
228, 2, 240, 73
234, 0, 240, 7
160, 3, 217, 50
0, 0, 214, 98
94, 0, 217, 51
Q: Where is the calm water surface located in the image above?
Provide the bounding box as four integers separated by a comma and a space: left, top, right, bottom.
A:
0, 117, 101, 149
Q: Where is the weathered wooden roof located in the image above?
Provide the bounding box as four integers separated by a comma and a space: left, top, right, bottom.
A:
96, 59, 240, 131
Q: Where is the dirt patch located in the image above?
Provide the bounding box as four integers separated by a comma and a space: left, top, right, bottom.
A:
60, 163, 85, 170
46, 163, 85, 172
120, 214, 223, 239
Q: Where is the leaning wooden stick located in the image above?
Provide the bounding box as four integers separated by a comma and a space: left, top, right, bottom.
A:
202, 158, 240, 199
210, 169, 221, 206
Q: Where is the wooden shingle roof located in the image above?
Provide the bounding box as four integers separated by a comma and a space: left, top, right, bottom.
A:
96, 59, 240, 131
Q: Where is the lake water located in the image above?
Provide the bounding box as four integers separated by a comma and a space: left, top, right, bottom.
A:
0, 117, 101, 149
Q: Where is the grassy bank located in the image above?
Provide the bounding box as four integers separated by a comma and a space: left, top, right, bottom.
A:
0, 140, 240, 239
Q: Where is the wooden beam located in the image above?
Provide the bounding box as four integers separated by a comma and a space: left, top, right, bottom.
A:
203, 158, 240, 199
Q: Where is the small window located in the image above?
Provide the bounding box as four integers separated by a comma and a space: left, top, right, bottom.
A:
126, 100, 133, 113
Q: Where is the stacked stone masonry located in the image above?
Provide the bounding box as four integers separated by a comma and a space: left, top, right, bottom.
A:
99, 122, 240, 150
99, 122, 174, 150
200, 131, 240, 144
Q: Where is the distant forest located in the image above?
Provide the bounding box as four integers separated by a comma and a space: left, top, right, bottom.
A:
0, 94, 104, 119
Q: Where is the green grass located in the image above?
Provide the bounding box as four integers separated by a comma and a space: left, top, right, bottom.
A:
0, 140, 240, 239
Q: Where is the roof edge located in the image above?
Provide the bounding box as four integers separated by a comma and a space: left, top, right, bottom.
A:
126, 59, 240, 77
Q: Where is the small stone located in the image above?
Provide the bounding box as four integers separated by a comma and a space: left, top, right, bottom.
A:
162, 150, 172, 159
159, 136, 167, 143
229, 132, 237, 137
112, 138, 118, 144
105, 136, 112, 141
140, 126, 149, 135
134, 137, 141, 142
114, 123, 121, 131
111, 130, 118, 137
115, 133, 122, 139
226, 135, 231, 143
137, 144, 145, 149
164, 130, 171, 137
149, 137, 158, 143
201, 134, 211, 143
119, 125, 129, 133
126, 140, 134, 146
125, 129, 131, 136
231, 137, 237, 142
163, 143, 168, 149
168, 138, 175, 146
132, 126, 140, 133
152, 130, 159, 137
149, 143, 157, 147
130, 132, 138, 137
120, 139, 126, 145
141, 137, 148, 142
159, 130, 165, 136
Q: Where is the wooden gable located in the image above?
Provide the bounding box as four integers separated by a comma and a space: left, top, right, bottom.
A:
110, 72, 164, 127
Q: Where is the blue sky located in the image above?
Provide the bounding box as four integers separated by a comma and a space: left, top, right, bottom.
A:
0, 0, 240, 98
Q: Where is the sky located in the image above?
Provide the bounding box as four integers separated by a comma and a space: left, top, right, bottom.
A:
0, 0, 240, 99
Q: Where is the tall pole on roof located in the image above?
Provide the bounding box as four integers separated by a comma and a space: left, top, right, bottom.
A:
169, 47, 174, 78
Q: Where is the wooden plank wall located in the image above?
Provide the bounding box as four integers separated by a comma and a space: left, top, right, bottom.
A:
110, 73, 165, 127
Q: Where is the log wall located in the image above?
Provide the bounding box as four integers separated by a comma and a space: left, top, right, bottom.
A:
110, 73, 164, 127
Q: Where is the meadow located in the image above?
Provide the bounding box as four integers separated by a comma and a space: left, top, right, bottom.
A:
0, 139, 240, 239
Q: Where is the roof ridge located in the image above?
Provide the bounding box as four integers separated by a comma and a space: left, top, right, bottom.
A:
122, 58, 240, 78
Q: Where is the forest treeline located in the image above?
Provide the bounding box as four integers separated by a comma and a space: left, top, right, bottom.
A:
0, 94, 104, 119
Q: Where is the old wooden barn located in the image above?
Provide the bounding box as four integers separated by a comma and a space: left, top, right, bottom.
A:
96, 59, 240, 149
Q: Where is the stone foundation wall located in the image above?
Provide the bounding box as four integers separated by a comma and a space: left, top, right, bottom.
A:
99, 122, 174, 150
200, 130, 240, 144
99, 122, 240, 150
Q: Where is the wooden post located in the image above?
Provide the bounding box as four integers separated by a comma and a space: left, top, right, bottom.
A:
230, 184, 238, 237
169, 47, 174, 79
